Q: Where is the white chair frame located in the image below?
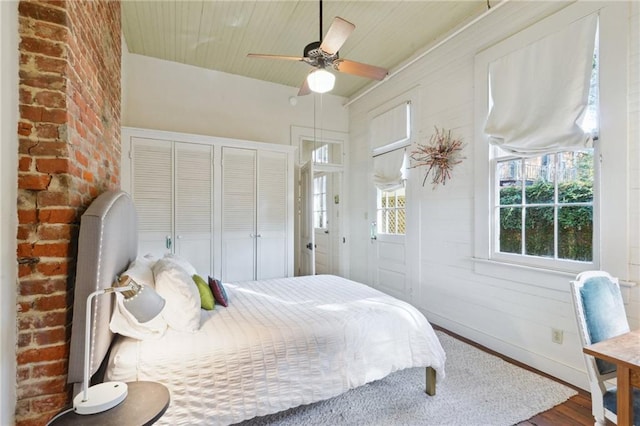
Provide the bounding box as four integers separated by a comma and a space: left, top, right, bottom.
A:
570, 270, 628, 426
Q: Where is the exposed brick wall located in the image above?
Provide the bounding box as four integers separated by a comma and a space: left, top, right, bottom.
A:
16, 1, 121, 424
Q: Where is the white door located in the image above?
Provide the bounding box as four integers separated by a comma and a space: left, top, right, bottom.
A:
257, 151, 288, 280
174, 142, 213, 276
369, 186, 409, 301
299, 161, 315, 275
221, 147, 256, 282
131, 137, 173, 259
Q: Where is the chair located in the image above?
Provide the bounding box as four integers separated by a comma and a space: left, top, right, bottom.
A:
570, 270, 640, 426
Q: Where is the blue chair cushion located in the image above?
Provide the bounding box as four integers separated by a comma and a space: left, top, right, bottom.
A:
580, 276, 629, 375
603, 387, 640, 426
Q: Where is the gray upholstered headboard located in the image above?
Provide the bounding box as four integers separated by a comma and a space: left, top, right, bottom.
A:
68, 191, 138, 391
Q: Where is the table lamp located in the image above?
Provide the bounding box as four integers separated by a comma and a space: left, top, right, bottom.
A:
73, 274, 166, 415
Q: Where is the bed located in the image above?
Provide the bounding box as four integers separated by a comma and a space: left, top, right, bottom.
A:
68, 190, 446, 425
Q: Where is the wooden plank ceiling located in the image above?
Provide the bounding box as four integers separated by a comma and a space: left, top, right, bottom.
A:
122, 1, 490, 98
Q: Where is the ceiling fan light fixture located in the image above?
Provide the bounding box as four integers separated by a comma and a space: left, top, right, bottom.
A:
307, 69, 335, 93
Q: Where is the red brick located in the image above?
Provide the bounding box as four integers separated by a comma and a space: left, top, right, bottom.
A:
18, 311, 67, 331
38, 208, 76, 224
34, 123, 63, 139
18, 121, 33, 136
33, 326, 67, 345
36, 261, 69, 277
35, 91, 65, 109
19, 278, 67, 296
17, 344, 68, 365
17, 243, 33, 257
17, 376, 68, 399
18, 2, 68, 27
37, 224, 73, 241
18, 157, 32, 172
34, 56, 67, 74
36, 158, 69, 174
19, 138, 38, 154
18, 263, 34, 278
18, 174, 51, 191
17, 224, 35, 240
20, 36, 65, 58
20, 73, 66, 91
41, 108, 67, 124
18, 208, 38, 224
17, 366, 30, 382
32, 242, 69, 258
29, 141, 69, 157
34, 21, 69, 43
74, 150, 88, 167
30, 392, 69, 414
36, 191, 69, 207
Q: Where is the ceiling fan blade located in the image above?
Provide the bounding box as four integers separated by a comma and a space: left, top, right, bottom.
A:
319, 17, 355, 55
298, 76, 311, 96
247, 53, 304, 62
333, 59, 388, 81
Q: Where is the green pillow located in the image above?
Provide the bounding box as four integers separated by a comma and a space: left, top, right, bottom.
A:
193, 274, 215, 310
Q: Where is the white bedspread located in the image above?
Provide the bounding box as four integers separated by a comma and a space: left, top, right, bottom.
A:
105, 275, 446, 425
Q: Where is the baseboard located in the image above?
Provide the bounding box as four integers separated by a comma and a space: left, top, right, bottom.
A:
423, 310, 591, 392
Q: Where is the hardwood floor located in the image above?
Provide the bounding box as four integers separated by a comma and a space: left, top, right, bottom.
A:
434, 326, 615, 426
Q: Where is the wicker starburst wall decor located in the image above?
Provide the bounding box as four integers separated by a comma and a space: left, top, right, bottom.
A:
410, 127, 465, 187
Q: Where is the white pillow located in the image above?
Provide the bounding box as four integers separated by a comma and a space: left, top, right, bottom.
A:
153, 257, 201, 332
109, 259, 168, 340
162, 253, 198, 276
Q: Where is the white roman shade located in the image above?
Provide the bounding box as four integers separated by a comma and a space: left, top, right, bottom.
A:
370, 101, 410, 155
484, 13, 597, 155
373, 148, 405, 191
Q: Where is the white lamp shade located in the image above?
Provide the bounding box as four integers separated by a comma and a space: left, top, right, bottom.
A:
123, 284, 166, 323
307, 69, 335, 94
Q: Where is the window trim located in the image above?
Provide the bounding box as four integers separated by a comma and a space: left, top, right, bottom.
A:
474, 1, 628, 279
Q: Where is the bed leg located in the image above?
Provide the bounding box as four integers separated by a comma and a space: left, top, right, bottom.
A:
425, 366, 436, 396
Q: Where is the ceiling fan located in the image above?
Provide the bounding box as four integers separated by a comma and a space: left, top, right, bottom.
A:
247, 0, 388, 96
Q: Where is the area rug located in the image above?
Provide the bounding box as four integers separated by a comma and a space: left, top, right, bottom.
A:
237, 331, 577, 426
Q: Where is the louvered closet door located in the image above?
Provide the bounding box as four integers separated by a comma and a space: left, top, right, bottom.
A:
221, 147, 257, 282
174, 142, 213, 276
131, 137, 173, 259
257, 151, 288, 280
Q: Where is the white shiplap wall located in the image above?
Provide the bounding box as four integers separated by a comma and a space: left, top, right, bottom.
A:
347, 0, 640, 390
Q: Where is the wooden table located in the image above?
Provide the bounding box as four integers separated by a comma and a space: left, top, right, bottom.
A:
583, 330, 640, 426
50, 381, 170, 425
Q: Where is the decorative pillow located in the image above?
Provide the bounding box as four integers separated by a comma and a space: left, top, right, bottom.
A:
193, 274, 215, 310
109, 259, 168, 340
153, 258, 201, 332
208, 276, 229, 307
162, 253, 198, 276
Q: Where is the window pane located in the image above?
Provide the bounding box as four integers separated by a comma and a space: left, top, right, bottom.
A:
397, 208, 406, 234
525, 154, 554, 204
558, 206, 592, 261
558, 151, 594, 203
524, 206, 554, 257
499, 207, 521, 254
497, 159, 523, 205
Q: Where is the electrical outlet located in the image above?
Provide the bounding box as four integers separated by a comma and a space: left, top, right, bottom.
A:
551, 328, 564, 344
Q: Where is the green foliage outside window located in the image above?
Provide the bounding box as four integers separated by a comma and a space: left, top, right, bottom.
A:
499, 180, 593, 261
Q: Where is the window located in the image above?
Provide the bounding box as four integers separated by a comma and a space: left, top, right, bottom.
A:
474, 2, 629, 278
313, 174, 327, 229
313, 143, 329, 164
377, 187, 406, 235
492, 36, 598, 266
495, 150, 594, 262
